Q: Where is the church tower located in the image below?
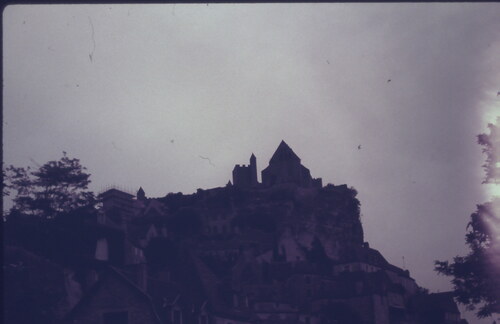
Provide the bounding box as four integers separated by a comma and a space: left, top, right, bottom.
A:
232, 154, 259, 188
250, 153, 257, 186
137, 187, 146, 201
261, 140, 322, 188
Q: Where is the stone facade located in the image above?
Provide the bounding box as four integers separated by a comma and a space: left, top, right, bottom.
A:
232, 154, 258, 188
261, 141, 322, 188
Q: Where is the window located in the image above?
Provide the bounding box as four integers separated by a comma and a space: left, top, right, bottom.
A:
95, 238, 109, 261
102, 311, 128, 324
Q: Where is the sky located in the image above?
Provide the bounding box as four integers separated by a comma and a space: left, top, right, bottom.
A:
3, 4, 500, 323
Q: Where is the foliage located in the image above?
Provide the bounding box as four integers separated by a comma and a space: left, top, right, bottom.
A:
435, 201, 500, 318
435, 117, 500, 319
4, 206, 98, 267
4, 152, 95, 219
477, 117, 500, 184
161, 192, 196, 213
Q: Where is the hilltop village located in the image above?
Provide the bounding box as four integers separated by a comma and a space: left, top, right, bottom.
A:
5, 141, 465, 324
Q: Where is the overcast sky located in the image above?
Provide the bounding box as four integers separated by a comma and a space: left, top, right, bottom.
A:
3, 4, 500, 323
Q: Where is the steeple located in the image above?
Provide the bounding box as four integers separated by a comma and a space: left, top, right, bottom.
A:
232, 153, 259, 188
250, 153, 257, 186
261, 140, 321, 188
137, 187, 146, 201
269, 140, 301, 164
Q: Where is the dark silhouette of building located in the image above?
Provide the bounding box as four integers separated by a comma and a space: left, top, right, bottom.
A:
261, 140, 322, 188
5, 141, 465, 324
99, 188, 136, 227
232, 141, 322, 189
137, 187, 146, 201
232, 153, 258, 188
63, 267, 162, 324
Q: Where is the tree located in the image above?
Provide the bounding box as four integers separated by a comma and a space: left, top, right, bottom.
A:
435, 117, 500, 319
4, 152, 95, 219
477, 117, 500, 184
435, 200, 500, 318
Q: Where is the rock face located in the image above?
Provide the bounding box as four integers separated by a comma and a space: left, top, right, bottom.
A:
158, 141, 364, 264
181, 182, 364, 261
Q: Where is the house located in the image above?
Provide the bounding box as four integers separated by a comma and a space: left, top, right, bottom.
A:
63, 266, 162, 324
412, 292, 463, 324
4, 246, 80, 324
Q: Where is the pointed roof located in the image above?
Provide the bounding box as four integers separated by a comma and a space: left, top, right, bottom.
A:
269, 140, 300, 164
63, 266, 162, 324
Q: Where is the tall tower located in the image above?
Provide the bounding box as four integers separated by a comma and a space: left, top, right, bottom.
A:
137, 187, 146, 201
250, 153, 257, 186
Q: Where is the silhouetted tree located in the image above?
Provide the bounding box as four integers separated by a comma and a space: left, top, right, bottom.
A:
477, 117, 500, 184
435, 200, 500, 318
435, 117, 500, 319
4, 154, 97, 266
4, 152, 95, 219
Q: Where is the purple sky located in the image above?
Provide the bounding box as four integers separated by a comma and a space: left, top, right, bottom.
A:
3, 4, 500, 323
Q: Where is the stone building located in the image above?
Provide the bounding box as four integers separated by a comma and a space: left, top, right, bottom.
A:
261, 141, 322, 188
232, 154, 258, 188
232, 141, 322, 189
63, 267, 162, 324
